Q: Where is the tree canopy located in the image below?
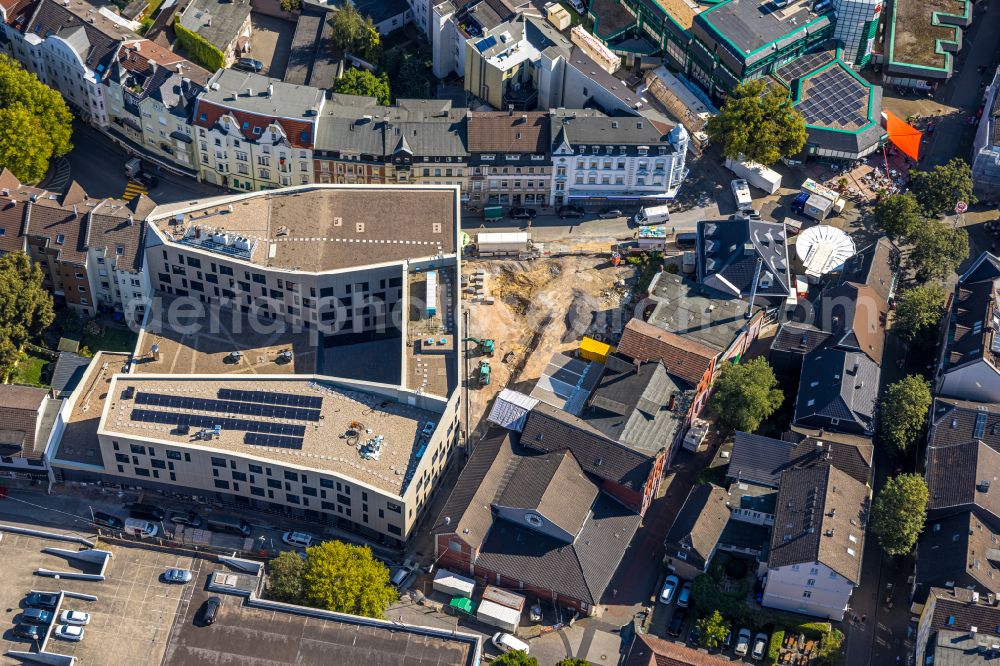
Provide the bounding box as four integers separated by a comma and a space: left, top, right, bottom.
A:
878, 375, 932, 455
0, 54, 73, 183
266, 550, 305, 603
871, 473, 928, 556
893, 284, 946, 345
329, 5, 380, 62
708, 358, 784, 433
0, 252, 55, 379
334, 68, 390, 105
908, 219, 969, 281
705, 80, 807, 166
910, 158, 976, 217
493, 652, 538, 666
555, 660, 590, 666
872, 192, 924, 241
279, 0, 301, 11
301, 540, 397, 617
696, 610, 730, 649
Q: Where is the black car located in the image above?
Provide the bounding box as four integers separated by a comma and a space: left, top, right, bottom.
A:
92, 511, 124, 529
202, 596, 221, 625
509, 207, 537, 220
169, 511, 204, 528
667, 609, 687, 637
25, 592, 59, 610
234, 57, 264, 73
133, 172, 159, 189
688, 625, 700, 646
557, 205, 585, 219
127, 503, 165, 522
13, 623, 43, 641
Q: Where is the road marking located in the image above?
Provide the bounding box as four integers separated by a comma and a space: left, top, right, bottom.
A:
123, 182, 148, 200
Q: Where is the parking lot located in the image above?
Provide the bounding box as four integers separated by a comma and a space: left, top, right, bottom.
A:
648, 597, 768, 664
249, 13, 295, 79
0, 530, 200, 665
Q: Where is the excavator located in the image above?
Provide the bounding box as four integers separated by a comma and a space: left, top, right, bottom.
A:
462, 337, 495, 356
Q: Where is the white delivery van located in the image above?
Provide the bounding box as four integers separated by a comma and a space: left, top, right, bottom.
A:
731, 179, 753, 212
633, 204, 670, 226
492, 632, 530, 654
123, 518, 158, 538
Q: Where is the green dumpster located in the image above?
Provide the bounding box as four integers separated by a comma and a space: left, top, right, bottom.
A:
484, 205, 503, 221
449, 596, 475, 615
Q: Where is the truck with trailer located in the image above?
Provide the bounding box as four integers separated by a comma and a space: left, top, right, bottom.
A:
724, 158, 781, 194
474, 232, 542, 260
633, 204, 671, 226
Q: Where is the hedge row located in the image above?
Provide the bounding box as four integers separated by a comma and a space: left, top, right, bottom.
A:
173, 17, 224, 72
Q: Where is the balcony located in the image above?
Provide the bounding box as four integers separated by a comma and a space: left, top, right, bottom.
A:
502, 82, 537, 111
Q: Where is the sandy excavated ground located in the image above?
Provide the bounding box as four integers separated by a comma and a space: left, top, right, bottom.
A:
462, 255, 636, 437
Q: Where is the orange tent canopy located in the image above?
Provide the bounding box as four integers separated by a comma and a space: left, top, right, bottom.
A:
882, 110, 922, 161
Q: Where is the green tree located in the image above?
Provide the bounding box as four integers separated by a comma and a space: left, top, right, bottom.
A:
870, 473, 929, 556
266, 551, 306, 603
334, 68, 390, 104
705, 79, 807, 166
555, 660, 589, 666
394, 53, 433, 99
279, 0, 301, 10
878, 375, 932, 455
0, 252, 55, 379
910, 158, 976, 217
893, 284, 946, 344
708, 358, 784, 433
329, 4, 380, 61
493, 653, 538, 666
302, 540, 397, 617
696, 610, 730, 649
0, 54, 73, 182
908, 219, 969, 281
872, 192, 924, 241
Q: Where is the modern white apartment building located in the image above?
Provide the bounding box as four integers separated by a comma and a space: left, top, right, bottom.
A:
193, 69, 325, 191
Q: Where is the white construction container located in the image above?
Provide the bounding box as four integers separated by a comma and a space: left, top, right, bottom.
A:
724, 158, 782, 194
432, 569, 475, 598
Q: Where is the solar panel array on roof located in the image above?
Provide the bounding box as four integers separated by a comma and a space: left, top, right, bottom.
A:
217, 388, 322, 409
475, 35, 497, 53
135, 392, 321, 421
795, 67, 868, 129
775, 50, 835, 83
244, 432, 304, 449
130, 409, 307, 436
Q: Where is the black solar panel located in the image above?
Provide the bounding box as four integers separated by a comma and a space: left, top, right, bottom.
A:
244, 432, 304, 449
776, 50, 835, 83
217, 388, 323, 409
794, 66, 868, 129
130, 409, 306, 436
135, 392, 321, 421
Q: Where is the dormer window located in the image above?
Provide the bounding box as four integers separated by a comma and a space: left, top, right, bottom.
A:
55, 234, 65, 245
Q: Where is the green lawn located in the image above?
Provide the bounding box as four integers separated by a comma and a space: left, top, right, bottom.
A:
83, 326, 138, 354
12, 351, 51, 387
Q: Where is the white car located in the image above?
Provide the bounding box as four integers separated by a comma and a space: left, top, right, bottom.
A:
752, 632, 769, 660
59, 610, 90, 626
659, 575, 679, 604
54, 625, 84, 641
735, 628, 752, 657
282, 531, 313, 549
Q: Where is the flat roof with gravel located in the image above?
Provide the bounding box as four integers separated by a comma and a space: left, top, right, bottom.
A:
149, 186, 458, 273
100, 376, 438, 495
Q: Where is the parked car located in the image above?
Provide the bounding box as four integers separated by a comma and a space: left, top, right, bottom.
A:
21, 608, 52, 625
25, 592, 60, 610
13, 623, 44, 641
59, 610, 90, 626
667, 609, 687, 636
675, 231, 697, 248
557, 205, 585, 219
568, 0, 586, 13
491, 632, 530, 654
202, 596, 221, 625
735, 628, 752, 657
598, 207, 623, 219
235, 57, 264, 73
391, 563, 416, 588
659, 575, 679, 604
688, 625, 700, 646
752, 632, 768, 660
131, 172, 159, 189
163, 568, 193, 584
722, 628, 732, 649
281, 532, 313, 549
127, 503, 164, 522
169, 511, 204, 528
54, 625, 84, 642
509, 207, 537, 220
677, 580, 692, 608
92, 511, 124, 529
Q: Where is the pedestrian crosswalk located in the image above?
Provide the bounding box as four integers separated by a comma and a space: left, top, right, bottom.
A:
122, 181, 148, 201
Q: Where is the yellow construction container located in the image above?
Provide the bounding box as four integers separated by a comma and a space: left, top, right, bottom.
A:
579, 337, 612, 363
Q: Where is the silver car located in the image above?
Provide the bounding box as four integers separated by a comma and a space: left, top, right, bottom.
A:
163, 568, 193, 584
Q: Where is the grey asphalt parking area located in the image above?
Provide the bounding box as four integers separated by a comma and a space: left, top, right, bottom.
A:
0, 531, 200, 666
250, 13, 295, 79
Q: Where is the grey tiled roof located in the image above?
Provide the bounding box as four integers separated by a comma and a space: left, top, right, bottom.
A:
942, 252, 1000, 373
839, 237, 900, 303
916, 510, 1000, 595
548, 109, 677, 154
924, 587, 1000, 644
178, 0, 250, 52
727, 431, 873, 489
793, 348, 879, 435
771, 322, 831, 356
926, 441, 1000, 524
664, 484, 731, 564
495, 450, 597, 538
698, 217, 791, 300
768, 463, 868, 584
582, 353, 691, 454
929, 398, 1000, 451
521, 401, 656, 493
50, 352, 91, 398
26, 0, 132, 74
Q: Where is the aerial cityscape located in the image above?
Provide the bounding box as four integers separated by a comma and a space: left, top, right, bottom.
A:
0, 0, 996, 663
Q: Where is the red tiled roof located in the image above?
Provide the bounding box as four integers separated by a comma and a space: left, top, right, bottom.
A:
624, 634, 735, 666
194, 100, 315, 148
617, 318, 717, 386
